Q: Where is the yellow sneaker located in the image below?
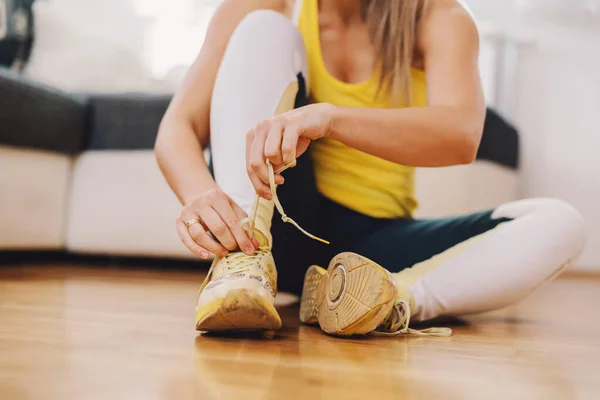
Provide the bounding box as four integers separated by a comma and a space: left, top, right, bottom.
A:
196, 161, 328, 332
299, 252, 398, 336
371, 287, 452, 337
195, 233, 282, 332
300, 252, 452, 337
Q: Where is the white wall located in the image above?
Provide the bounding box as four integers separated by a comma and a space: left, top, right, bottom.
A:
463, 0, 518, 28
467, 0, 600, 271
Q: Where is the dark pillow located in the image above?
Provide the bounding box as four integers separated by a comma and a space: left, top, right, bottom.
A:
477, 108, 520, 169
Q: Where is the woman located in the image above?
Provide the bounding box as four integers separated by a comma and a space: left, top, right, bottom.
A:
155, 0, 586, 336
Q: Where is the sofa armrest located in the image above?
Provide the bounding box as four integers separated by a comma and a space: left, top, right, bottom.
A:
0, 67, 87, 154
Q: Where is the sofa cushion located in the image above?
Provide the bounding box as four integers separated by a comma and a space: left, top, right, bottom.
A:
85, 94, 171, 150
0, 145, 70, 250
0, 67, 87, 154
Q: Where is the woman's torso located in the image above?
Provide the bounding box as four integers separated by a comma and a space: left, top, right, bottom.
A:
297, 0, 428, 219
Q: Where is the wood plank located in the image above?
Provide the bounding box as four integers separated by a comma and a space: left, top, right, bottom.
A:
0, 264, 598, 400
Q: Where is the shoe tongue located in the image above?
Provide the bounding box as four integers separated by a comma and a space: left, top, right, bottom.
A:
253, 228, 270, 248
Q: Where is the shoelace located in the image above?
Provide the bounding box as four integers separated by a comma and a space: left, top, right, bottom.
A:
241, 160, 330, 245
222, 248, 270, 276
371, 300, 453, 337
201, 160, 329, 290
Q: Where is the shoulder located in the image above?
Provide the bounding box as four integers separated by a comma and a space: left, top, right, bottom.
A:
417, 0, 479, 52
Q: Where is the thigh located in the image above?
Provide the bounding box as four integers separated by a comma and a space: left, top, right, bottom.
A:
210, 10, 308, 212
352, 210, 512, 273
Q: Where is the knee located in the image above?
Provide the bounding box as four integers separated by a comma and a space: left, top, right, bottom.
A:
544, 199, 587, 255
496, 198, 587, 256
226, 10, 306, 72
530, 199, 587, 258
235, 10, 297, 41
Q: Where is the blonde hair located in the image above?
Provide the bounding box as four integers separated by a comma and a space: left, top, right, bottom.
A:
362, 0, 428, 103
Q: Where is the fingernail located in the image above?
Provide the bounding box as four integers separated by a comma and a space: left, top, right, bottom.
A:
200, 251, 209, 259
245, 246, 254, 254
264, 192, 272, 200
252, 238, 260, 248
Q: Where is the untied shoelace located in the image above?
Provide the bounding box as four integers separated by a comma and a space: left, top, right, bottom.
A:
371, 300, 453, 337
202, 160, 329, 287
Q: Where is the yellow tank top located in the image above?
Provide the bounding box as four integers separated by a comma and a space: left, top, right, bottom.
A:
297, 0, 427, 218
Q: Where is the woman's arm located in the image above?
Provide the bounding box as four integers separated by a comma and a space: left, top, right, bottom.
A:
328, 4, 485, 167
156, 0, 287, 203
247, 2, 485, 192
155, 0, 288, 257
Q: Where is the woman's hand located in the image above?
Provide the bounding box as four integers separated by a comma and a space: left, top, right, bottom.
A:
246, 103, 334, 199
176, 189, 259, 259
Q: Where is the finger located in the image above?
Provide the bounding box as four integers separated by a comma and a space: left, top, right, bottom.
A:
281, 123, 299, 166
247, 166, 272, 199
246, 131, 272, 199
199, 206, 238, 252
212, 201, 255, 255
187, 221, 229, 257
296, 137, 311, 159
230, 201, 261, 248
251, 122, 271, 186
229, 199, 248, 221
181, 209, 229, 256
176, 220, 211, 259
264, 119, 284, 166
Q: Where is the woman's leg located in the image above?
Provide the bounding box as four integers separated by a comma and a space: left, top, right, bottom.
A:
208, 10, 325, 295
210, 9, 307, 218
351, 198, 586, 322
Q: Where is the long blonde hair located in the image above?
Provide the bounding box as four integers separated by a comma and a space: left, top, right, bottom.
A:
362, 0, 428, 103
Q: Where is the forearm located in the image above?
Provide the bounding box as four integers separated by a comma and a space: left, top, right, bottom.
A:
155, 118, 218, 205
328, 105, 483, 167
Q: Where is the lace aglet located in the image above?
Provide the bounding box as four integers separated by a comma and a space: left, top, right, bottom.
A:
313, 236, 330, 245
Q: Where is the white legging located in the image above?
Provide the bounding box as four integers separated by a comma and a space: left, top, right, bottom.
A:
209, 10, 587, 321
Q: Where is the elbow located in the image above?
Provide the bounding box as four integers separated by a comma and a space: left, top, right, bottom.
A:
154, 116, 171, 168
455, 124, 482, 165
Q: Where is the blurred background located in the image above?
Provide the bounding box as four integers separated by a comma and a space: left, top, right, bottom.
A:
1, 0, 599, 272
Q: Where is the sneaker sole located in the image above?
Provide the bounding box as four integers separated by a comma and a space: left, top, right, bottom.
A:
195, 288, 282, 332
299, 252, 397, 336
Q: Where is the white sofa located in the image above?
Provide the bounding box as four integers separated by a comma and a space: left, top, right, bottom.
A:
0, 70, 519, 260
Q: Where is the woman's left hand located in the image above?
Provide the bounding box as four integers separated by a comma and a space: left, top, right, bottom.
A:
246, 103, 334, 199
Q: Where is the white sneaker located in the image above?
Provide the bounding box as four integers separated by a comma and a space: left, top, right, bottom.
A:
195, 234, 282, 332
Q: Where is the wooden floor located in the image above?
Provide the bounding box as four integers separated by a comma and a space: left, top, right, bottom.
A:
1, 264, 599, 400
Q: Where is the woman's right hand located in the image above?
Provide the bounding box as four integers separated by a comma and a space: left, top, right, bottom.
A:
176, 188, 259, 259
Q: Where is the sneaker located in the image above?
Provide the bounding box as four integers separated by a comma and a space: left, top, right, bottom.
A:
195, 232, 282, 332
371, 288, 452, 337
299, 252, 398, 335
300, 252, 452, 337
196, 160, 328, 332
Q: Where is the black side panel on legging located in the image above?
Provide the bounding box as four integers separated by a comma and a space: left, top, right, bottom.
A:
271, 72, 331, 294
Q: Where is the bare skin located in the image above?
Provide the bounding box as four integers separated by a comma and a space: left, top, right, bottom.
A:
155, 0, 484, 259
